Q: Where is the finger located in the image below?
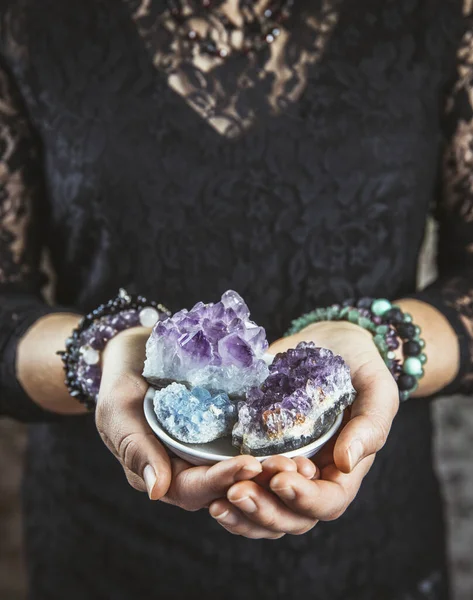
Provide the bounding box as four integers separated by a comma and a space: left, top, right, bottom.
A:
96, 372, 172, 500
292, 456, 319, 479
270, 457, 374, 521
334, 364, 399, 473
253, 455, 298, 488
163, 455, 263, 511
226, 480, 317, 535
209, 500, 285, 540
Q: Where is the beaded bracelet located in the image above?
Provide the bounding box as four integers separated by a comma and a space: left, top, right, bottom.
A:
285, 298, 426, 402
58, 289, 171, 408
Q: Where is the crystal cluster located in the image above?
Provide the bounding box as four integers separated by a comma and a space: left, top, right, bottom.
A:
153, 383, 236, 444
143, 290, 269, 397
232, 342, 356, 455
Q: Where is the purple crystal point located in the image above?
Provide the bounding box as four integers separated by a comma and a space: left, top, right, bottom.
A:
143, 291, 270, 396
218, 333, 254, 368
202, 319, 227, 344
179, 330, 212, 361
233, 342, 356, 455
221, 290, 250, 319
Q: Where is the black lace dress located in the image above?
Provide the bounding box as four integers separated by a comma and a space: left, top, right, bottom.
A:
1, 1, 473, 598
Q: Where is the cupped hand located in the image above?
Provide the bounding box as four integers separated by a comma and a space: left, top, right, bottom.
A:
95, 327, 264, 510
209, 321, 399, 538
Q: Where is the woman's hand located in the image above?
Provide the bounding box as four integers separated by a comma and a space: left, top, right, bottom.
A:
95, 327, 265, 509
209, 321, 399, 538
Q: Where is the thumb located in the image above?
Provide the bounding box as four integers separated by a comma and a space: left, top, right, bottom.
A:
96, 373, 172, 500
334, 366, 398, 473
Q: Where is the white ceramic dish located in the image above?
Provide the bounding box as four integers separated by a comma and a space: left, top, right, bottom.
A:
143, 387, 344, 466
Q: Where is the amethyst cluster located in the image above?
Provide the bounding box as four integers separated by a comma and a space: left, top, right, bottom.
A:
143, 290, 270, 396
232, 342, 356, 455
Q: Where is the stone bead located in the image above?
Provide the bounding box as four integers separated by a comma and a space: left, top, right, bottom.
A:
403, 356, 423, 377
387, 335, 400, 350
139, 306, 160, 328
371, 298, 392, 316
348, 309, 360, 323
80, 345, 100, 365
398, 373, 417, 391
397, 322, 416, 339
414, 325, 421, 336
357, 297, 373, 309
419, 353, 427, 364
326, 306, 341, 320
374, 335, 388, 354
376, 325, 389, 335
403, 340, 421, 356
358, 316, 374, 331
403, 313, 413, 323
418, 339, 426, 348
384, 307, 404, 325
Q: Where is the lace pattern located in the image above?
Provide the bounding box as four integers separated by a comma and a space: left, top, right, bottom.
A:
430, 3, 473, 392
0, 62, 39, 285
128, 0, 340, 137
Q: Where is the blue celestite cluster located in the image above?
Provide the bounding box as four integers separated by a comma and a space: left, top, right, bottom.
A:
153, 383, 236, 444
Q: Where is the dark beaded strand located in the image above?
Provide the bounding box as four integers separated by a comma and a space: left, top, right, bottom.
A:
57, 289, 170, 408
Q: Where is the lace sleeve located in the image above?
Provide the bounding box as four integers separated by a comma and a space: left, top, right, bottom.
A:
415, 10, 473, 394
0, 62, 43, 287
0, 56, 68, 421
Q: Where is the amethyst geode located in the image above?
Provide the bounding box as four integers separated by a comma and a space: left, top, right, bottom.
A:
232, 342, 356, 455
143, 291, 270, 397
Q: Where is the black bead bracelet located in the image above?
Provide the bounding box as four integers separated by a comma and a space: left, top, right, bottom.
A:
57, 289, 171, 408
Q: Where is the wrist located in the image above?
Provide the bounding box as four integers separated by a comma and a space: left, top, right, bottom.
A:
395, 298, 459, 397
17, 312, 87, 415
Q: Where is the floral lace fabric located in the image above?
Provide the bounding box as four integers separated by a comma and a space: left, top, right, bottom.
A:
423, 3, 473, 392
0, 61, 41, 286
0, 0, 470, 598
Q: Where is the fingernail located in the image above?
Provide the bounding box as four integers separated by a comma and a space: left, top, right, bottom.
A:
272, 486, 296, 500
213, 509, 239, 526
230, 496, 257, 513
143, 464, 157, 500
212, 509, 229, 520
236, 464, 262, 479
348, 439, 364, 471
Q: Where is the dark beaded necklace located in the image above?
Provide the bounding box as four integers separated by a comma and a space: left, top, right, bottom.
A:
165, 0, 294, 58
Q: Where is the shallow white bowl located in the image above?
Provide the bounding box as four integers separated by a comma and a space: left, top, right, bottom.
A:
143, 387, 344, 466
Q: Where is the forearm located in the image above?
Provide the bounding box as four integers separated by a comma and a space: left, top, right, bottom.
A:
17, 312, 87, 415
396, 299, 459, 397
